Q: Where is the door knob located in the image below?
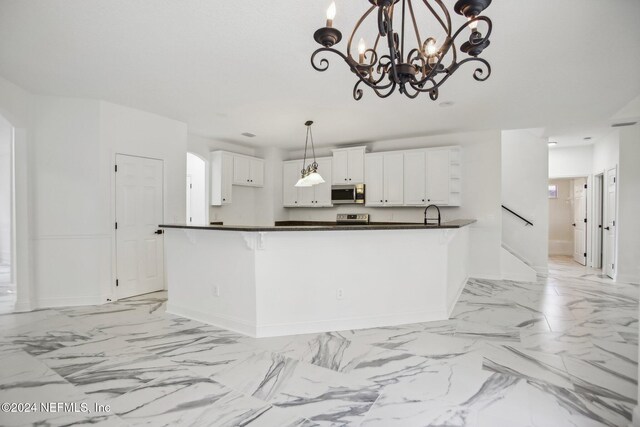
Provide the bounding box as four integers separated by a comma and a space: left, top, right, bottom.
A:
605, 226, 610, 230
155, 229, 164, 235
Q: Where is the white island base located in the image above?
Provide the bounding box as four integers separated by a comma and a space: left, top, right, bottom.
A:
164, 225, 471, 337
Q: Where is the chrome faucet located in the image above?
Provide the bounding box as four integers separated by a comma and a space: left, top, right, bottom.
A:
424, 204, 441, 226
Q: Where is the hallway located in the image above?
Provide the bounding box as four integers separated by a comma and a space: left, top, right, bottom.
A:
0, 258, 637, 426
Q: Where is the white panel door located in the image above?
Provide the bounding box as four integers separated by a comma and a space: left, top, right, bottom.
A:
572, 179, 587, 265
282, 162, 300, 207
404, 151, 426, 205
604, 168, 617, 278
116, 154, 164, 299
347, 148, 365, 183
314, 158, 333, 206
332, 150, 349, 184
364, 154, 384, 206
383, 152, 404, 206
426, 149, 450, 205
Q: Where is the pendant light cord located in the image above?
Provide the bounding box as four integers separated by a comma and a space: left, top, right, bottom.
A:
301, 125, 310, 173
309, 125, 317, 165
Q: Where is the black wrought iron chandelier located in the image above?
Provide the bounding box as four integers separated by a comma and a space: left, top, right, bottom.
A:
311, 0, 493, 100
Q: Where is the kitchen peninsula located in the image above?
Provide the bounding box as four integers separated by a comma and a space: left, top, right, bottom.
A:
160, 220, 474, 337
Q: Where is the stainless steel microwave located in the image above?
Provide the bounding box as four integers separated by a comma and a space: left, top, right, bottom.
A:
331, 184, 365, 205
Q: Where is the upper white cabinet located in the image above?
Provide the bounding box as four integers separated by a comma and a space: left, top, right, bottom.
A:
233, 155, 264, 187
282, 157, 332, 207
403, 151, 427, 205
365, 146, 461, 207
210, 151, 264, 206
210, 151, 234, 206
332, 147, 366, 184
425, 149, 450, 205
364, 153, 403, 206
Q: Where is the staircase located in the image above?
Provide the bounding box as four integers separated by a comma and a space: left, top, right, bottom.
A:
500, 243, 537, 282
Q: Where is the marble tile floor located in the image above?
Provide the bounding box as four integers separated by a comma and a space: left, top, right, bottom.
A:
0, 256, 637, 426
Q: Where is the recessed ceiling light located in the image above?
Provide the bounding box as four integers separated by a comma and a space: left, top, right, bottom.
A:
583, 137, 592, 141
241, 132, 256, 138
548, 141, 557, 146
439, 101, 455, 108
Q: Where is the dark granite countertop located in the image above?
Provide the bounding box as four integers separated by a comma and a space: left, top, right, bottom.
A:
159, 219, 476, 232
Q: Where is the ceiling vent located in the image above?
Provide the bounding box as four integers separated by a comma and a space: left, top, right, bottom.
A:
241, 132, 256, 138
611, 121, 638, 128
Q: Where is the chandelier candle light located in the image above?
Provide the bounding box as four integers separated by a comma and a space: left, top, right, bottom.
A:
312, 0, 493, 100
295, 121, 325, 188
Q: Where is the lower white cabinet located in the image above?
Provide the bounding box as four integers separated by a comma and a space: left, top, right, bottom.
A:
364, 153, 403, 206
282, 157, 332, 207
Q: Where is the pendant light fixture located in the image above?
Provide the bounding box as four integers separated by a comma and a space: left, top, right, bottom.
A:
311, 0, 493, 100
295, 121, 325, 188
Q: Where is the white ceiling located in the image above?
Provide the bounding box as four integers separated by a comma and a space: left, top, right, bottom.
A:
0, 0, 639, 149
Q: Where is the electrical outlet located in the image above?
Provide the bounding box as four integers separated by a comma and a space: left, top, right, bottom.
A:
336, 288, 344, 300
213, 285, 220, 297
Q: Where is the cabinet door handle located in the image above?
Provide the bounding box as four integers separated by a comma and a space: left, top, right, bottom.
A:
385, 200, 388, 202
605, 226, 610, 230
222, 198, 226, 201
422, 199, 425, 202
349, 178, 351, 181
380, 200, 383, 202
344, 178, 347, 181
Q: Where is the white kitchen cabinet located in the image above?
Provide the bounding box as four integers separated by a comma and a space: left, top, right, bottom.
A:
233, 155, 264, 187
364, 153, 403, 206
332, 147, 365, 184
282, 161, 300, 207
425, 149, 450, 205
364, 154, 384, 206
249, 158, 264, 187
314, 158, 333, 206
403, 151, 426, 205
282, 157, 332, 207
210, 151, 233, 206
383, 152, 404, 206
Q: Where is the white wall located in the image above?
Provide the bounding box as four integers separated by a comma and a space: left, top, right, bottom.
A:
616, 124, 640, 284
0, 115, 11, 266
0, 75, 33, 311
287, 130, 503, 279
501, 129, 549, 273
0, 88, 189, 308
549, 145, 593, 178
548, 179, 573, 256
186, 153, 207, 225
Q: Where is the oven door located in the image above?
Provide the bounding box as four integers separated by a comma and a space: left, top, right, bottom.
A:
331, 185, 356, 204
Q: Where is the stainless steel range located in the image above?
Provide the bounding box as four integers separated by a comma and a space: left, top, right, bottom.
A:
336, 213, 370, 224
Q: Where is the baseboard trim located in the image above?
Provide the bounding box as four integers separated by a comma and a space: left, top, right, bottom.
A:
35, 294, 109, 309
255, 309, 449, 338
616, 274, 640, 285
166, 302, 257, 337
470, 274, 503, 281
447, 275, 469, 316
167, 302, 449, 338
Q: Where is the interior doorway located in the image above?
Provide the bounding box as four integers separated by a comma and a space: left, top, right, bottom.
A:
0, 114, 15, 313
115, 154, 165, 299
186, 152, 207, 225
548, 177, 589, 267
